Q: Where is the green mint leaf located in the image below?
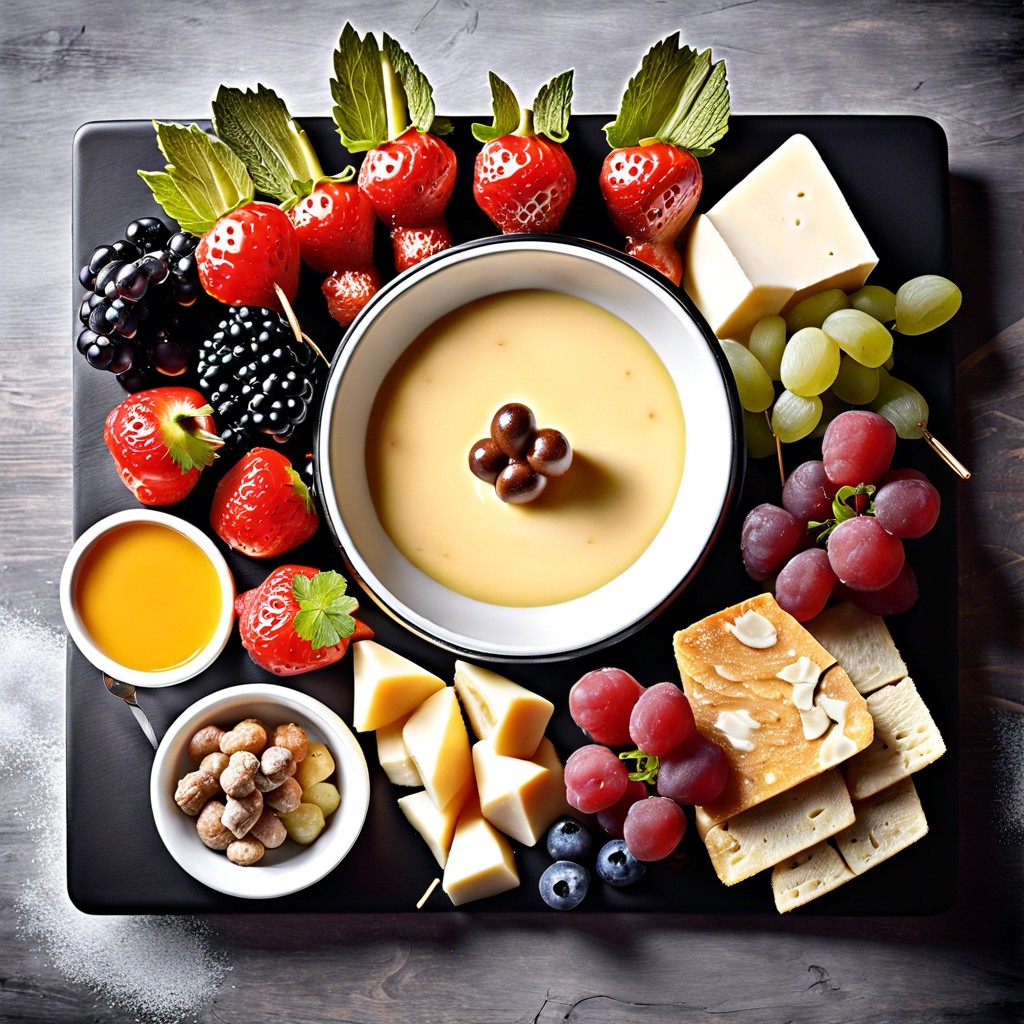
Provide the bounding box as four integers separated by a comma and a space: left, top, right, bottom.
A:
161, 401, 223, 473
430, 115, 455, 136
383, 32, 435, 134
292, 570, 358, 650
138, 122, 254, 235
618, 748, 661, 784
331, 22, 387, 153
532, 69, 574, 144
471, 72, 520, 143
657, 53, 730, 156
211, 84, 323, 208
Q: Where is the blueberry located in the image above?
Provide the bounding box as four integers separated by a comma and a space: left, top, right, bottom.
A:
596, 839, 646, 887
546, 817, 595, 862
539, 860, 590, 910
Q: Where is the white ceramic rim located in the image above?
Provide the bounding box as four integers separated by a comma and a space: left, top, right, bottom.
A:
316, 236, 741, 662
59, 508, 236, 688
149, 683, 371, 900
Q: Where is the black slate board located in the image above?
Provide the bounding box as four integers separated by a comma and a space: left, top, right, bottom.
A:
69, 114, 957, 914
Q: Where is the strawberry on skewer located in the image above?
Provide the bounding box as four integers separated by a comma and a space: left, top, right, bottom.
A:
471, 70, 577, 234
330, 22, 457, 272
210, 85, 380, 327
599, 34, 730, 286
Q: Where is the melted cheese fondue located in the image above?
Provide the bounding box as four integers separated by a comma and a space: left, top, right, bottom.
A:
366, 289, 685, 606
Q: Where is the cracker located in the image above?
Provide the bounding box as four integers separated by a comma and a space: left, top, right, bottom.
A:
805, 601, 907, 695
834, 776, 929, 875
771, 839, 856, 912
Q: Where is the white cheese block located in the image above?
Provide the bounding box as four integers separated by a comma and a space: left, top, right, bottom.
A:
442, 798, 519, 906
453, 660, 554, 758
402, 687, 473, 811
771, 839, 855, 913
472, 738, 567, 847
351, 640, 445, 732
683, 134, 878, 342
806, 602, 907, 695
375, 713, 422, 787
397, 782, 471, 868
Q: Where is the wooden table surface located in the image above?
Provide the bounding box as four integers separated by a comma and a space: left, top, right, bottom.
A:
1, 1, 1022, 1021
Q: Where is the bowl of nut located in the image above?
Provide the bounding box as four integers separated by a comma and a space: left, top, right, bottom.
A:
316, 234, 743, 663
150, 682, 370, 899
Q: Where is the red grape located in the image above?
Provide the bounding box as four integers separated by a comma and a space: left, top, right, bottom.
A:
835, 561, 919, 614
564, 744, 628, 813
873, 477, 941, 538
740, 503, 804, 580
569, 668, 645, 745
655, 733, 730, 806
827, 516, 905, 591
775, 548, 837, 621
782, 460, 837, 522
821, 410, 897, 487
596, 779, 649, 838
628, 682, 696, 756
623, 796, 687, 862
879, 467, 929, 486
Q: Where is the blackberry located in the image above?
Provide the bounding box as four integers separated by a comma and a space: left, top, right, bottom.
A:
74, 217, 213, 390
197, 306, 319, 449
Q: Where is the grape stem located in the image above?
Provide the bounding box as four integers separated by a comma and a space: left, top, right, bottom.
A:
919, 421, 971, 480
808, 483, 875, 544
618, 748, 660, 784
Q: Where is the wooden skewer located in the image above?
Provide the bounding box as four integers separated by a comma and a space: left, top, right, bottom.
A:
918, 421, 971, 480
416, 877, 441, 910
273, 283, 330, 366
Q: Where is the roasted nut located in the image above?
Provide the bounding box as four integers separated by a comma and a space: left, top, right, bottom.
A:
226, 837, 265, 866
249, 807, 288, 850
261, 745, 295, 784
295, 742, 335, 790
195, 800, 234, 851
199, 751, 229, 778
188, 725, 225, 763
264, 776, 302, 813
221, 750, 260, 799
220, 720, 268, 756
273, 722, 309, 762
221, 789, 263, 838
174, 769, 221, 816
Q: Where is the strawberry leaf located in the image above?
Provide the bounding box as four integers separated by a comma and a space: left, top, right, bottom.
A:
211, 84, 324, 209
286, 465, 317, 517
430, 116, 455, 136
138, 122, 255, 235
656, 53, 730, 156
331, 22, 387, 153
159, 399, 223, 473
532, 69, 574, 144
383, 33, 437, 134
292, 570, 358, 650
471, 72, 521, 143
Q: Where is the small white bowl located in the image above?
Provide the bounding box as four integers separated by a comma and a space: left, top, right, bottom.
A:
60, 509, 236, 688
316, 235, 742, 662
150, 683, 370, 900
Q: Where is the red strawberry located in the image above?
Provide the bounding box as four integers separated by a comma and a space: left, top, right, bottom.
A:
332, 25, 457, 272
472, 70, 577, 234
235, 565, 373, 676
104, 386, 222, 506
322, 266, 382, 325
288, 180, 376, 273
210, 447, 319, 558
600, 34, 730, 285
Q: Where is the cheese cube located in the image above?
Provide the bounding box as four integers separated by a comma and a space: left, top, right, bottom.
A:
442, 798, 519, 906
683, 134, 878, 341
375, 713, 422, 787
472, 738, 567, 847
453, 660, 553, 758
397, 782, 471, 868
352, 640, 445, 732
402, 687, 472, 810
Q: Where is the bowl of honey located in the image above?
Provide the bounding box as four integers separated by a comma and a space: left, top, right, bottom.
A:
60, 509, 236, 687
316, 235, 743, 662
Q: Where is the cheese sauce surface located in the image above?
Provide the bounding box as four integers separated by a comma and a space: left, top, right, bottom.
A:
75, 521, 223, 671
366, 289, 685, 606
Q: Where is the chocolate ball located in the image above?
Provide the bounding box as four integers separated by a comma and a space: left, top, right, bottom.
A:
468, 438, 509, 485
490, 403, 536, 459
495, 460, 547, 504
527, 428, 572, 478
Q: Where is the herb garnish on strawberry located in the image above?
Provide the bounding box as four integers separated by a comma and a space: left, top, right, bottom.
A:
330, 23, 457, 272
599, 34, 730, 285
139, 122, 301, 311
471, 70, 577, 234
211, 85, 380, 326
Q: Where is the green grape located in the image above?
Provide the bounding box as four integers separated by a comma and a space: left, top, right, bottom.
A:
771, 389, 822, 443
831, 353, 880, 405
810, 388, 848, 439
784, 288, 850, 332
748, 315, 786, 380
883, 352, 895, 371
871, 369, 929, 439
821, 307, 894, 367
894, 274, 962, 335
849, 284, 897, 324
780, 327, 840, 397
743, 409, 778, 459
721, 338, 774, 413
